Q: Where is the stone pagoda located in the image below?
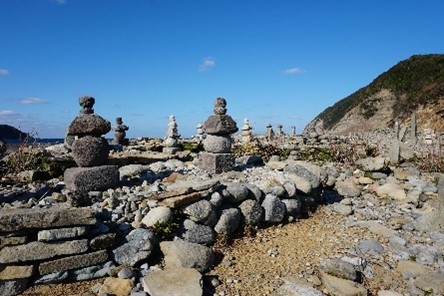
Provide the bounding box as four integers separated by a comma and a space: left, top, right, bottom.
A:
241, 118, 253, 143
64, 96, 119, 197
200, 98, 238, 174
113, 117, 129, 145
163, 115, 181, 154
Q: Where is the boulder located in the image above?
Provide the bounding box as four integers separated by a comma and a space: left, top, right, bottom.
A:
160, 240, 214, 273
142, 267, 202, 296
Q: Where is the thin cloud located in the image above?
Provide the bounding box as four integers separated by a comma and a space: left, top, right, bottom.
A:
283, 67, 306, 75
199, 57, 216, 72
52, 0, 67, 5
0, 68, 9, 76
0, 110, 16, 117
20, 97, 48, 105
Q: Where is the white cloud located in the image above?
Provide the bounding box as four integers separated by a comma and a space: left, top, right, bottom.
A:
0, 110, 15, 117
199, 57, 216, 72
283, 67, 306, 75
20, 97, 48, 105
52, 0, 67, 5
0, 68, 9, 76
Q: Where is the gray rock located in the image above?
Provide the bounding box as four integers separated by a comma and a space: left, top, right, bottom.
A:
377, 291, 403, 296
261, 180, 288, 198
118, 267, 136, 279
0, 279, 28, 296
282, 198, 302, 217
209, 191, 223, 208
178, 219, 216, 245
142, 267, 202, 296
0, 239, 89, 263
119, 164, 150, 178
280, 283, 324, 296
246, 183, 264, 203
359, 239, 384, 256
262, 194, 286, 223
333, 203, 353, 216
335, 179, 361, 198
183, 200, 217, 226
38, 250, 108, 275
69, 260, 115, 281
214, 207, 241, 235
34, 271, 69, 284
284, 161, 322, 190
225, 182, 250, 203
203, 135, 232, 153
239, 199, 264, 225
71, 136, 110, 167
112, 228, 155, 266
37, 226, 88, 242
141, 206, 173, 228
89, 233, 117, 250
160, 240, 214, 273
356, 156, 387, 171
320, 258, 359, 282
64, 165, 120, 194
67, 113, 111, 136
283, 182, 298, 198
199, 152, 235, 174
320, 272, 366, 296
0, 207, 96, 233
203, 114, 238, 135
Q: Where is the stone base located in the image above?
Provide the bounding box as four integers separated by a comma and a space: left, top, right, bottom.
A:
64, 165, 119, 194
199, 152, 235, 174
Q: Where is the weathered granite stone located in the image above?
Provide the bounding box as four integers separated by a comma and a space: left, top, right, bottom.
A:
0, 236, 27, 248
0, 207, 95, 232
67, 113, 111, 136
356, 157, 387, 172
375, 183, 407, 200
214, 207, 241, 235
34, 271, 69, 284
225, 182, 250, 203
0, 239, 89, 263
64, 165, 120, 194
38, 226, 88, 242
89, 233, 117, 250
203, 114, 238, 135
282, 198, 302, 217
320, 258, 359, 282
239, 199, 264, 225
141, 206, 174, 228
71, 136, 110, 167
39, 249, 108, 275
161, 240, 214, 273
182, 200, 217, 226
320, 272, 366, 296
69, 260, 116, 281
0, 265, 35, 280
284, 161, 322, 190
112, 228, 155, 266
98, 277, 135, 296
178, 219, 216, 245
0, 279, 28, 296
199, 152, 235, 174
203, 135, 232, 153
142, 267, 202, 296
335, 179, 361, 198
262, 194, 286, 223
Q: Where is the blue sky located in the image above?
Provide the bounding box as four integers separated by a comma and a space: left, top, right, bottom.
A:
1, 0, 443, 138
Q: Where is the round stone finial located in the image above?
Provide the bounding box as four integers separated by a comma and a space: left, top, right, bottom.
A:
214, 97, 227, 115
79, 96, 95, 114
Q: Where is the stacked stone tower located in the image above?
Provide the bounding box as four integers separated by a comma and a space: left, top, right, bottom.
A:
64, 96, 119, 196
241, 118, 253, 143
163, 115, 181, 154
200, 98, 238, 174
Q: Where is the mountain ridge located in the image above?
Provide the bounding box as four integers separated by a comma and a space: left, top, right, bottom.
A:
304, 54, 444, 134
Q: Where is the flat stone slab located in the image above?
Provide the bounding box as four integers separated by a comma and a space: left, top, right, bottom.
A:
0, 265, 35, 280
0, 239, 89, 264
39, 249, 108, 275
0, 207, 95, 233
38, 226, 88, 242
64, 165, 120, 193
142, 267, 202, 296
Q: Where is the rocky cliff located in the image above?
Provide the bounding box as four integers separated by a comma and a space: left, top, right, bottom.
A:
304, 54, 444, 135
